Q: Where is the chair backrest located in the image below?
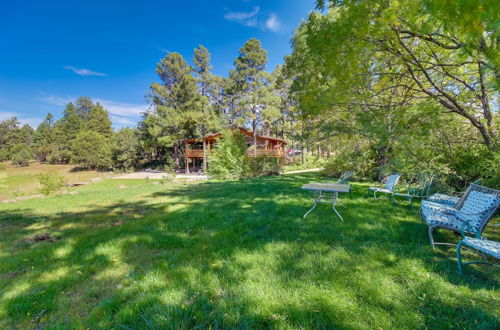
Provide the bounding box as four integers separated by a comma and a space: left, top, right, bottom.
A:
336, 171, 353, 184
409, 173, 434, 197
456, 184, 500, 234
384, 174, 400, 192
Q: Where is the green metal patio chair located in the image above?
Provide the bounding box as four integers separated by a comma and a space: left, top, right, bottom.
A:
421, 184, 500, 249
394, 173, 434, 209
325, 171, 353, 198
456, 220, 499, 275
426, 179, 483, 207
367, 173, 400, 203
336, 171, 353, 184
420, 179, 483, 223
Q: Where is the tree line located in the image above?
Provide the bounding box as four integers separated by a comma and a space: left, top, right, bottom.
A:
0, 97, 141, 170
0, 39, 317, 172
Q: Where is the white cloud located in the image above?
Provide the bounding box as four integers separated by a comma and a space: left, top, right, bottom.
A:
265, 13, 281, 32
0, 111, 42, 127
110, 115, 138, 127
41, 94, 146, 127
95, 99, 147, 118
224, 6, 260, 22
224, 7, 282, 32
64, 66, 107, 77
42, 95, 73, 107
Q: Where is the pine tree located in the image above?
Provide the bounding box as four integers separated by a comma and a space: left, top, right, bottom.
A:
142, 52, 204, 170
53, 103, 83, 162
34, 113, 55, 162
193, 45, 220, 172
87, 102, 113, 138
228, 38, 271, 155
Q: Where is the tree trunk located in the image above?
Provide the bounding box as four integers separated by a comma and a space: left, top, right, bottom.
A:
184, 142, 189, 174
174, 141, 180, 173
202, 138, 207, 173
252, 119, 257, 157
376, 145, 389, 181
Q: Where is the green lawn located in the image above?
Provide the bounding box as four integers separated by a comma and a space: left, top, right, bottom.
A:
0, 162, 110, 200
0, 174, 498, 329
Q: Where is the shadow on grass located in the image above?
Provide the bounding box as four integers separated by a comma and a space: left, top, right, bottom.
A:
0, 173, 498, 328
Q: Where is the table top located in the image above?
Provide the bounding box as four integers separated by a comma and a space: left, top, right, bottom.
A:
301, 182, 350, 193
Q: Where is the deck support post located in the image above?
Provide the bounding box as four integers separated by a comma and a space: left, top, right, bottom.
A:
185, 142, 189, 174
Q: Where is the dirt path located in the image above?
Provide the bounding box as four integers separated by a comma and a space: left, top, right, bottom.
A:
113, 171, 208, 180
282, 168, 324, 175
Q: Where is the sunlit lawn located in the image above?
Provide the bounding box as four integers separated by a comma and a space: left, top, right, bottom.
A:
0, 162, 111, 199
0, 173, 498, 329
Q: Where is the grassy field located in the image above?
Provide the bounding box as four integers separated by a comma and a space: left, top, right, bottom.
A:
0, 162, 111, 200
0, 173, 498, 329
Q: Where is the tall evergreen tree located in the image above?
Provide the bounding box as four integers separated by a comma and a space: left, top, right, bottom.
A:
87, 102, 113, 138
193, 45, 220, 171
34, 113, 55, 162
142, 52, 204, 170
228, 38, 271, 155
53, 102, 83, 162
74, 96, 94, 120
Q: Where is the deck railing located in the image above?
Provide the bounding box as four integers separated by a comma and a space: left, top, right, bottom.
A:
245, 149, 285, 157
186, 148, 285, 158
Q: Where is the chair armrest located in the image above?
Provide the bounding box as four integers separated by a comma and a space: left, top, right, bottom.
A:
459, 220, 480, 238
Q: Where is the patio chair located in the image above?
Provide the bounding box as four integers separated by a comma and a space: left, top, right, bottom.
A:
456, 220, 499, 275
426, 179, 483, 207
420, 180, 482, 223
336, 171, 353, 184
367, 174, 400, 203
394, 173, 434, 209
421, 184, 500, 249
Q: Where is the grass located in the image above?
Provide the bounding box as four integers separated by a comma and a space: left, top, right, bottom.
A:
0, 173, 498, 329
0, 162, 111, 199
283, 158, 326, 173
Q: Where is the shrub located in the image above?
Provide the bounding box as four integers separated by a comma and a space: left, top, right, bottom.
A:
112, 128, 141, 171
245, 156, 283, 177
0, 149, 9, 162
10, 143, 33, 167
207, 131, 247, 180
323, 148, 377, 181
38, 172, 65, 196
71, 131, 112, 170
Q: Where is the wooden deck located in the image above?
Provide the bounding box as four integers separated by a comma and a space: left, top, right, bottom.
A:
186, 148, 285, 158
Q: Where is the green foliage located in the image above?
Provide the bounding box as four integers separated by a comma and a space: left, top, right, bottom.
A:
324, 148, 377, 181
113, 128, 141, 171
283, 156, 326, 173
0, 117, 34, 162
86, 102, 113, 138
37, 172, 65, 196
71, 131, 112, 170
245, 156, 283, 177
207, 131, 246, 180
9, 143, 33, 167
141, 51, 207, 169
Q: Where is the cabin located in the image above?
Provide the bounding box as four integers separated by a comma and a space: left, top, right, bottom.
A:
184, 127, 286, 173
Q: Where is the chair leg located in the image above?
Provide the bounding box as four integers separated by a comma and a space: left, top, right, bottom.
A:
456, 240, 464, 275
428, 226, 436, 249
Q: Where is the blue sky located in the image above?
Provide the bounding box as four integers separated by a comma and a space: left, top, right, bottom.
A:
0, 0, 315, 129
